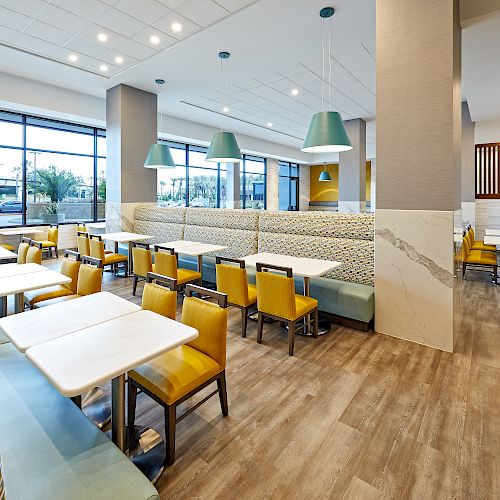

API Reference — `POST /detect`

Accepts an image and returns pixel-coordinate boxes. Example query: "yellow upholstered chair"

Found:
[76,256,103,295]
[26,241,42,265]
[153,245,202,288]
[17,238,30,264]
[132,242,153,295]
[256,263,318,356]
[39,225,58,258]
[128,284,228,466]
[0,243,15,251]
[462,236,497,282]
[466,227,496,253]
[77,223,87,233]
[77,231,90,256]
[216,256,257,338]
[89,234,128,276]
[141,272,178,320]
[25,250,81,309]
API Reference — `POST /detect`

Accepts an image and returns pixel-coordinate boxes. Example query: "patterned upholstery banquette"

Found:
[133,207,374,328]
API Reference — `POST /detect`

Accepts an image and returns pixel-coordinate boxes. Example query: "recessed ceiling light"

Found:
[68,54,78,62]
[100,64,108,72]
[150,35,160,45]
[267,122,273,128]
[291,88,299,96]
[97,33,108,42]
[171,22,182,32]
[114,56,124,64]
[222,106,229,113]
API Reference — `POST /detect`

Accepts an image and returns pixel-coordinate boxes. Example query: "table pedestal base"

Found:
[128,425,166,484]
[297,319,331,336]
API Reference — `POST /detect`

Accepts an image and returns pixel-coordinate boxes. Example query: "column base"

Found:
[338,201,366,213]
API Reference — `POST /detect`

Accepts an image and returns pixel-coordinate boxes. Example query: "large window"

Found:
[278,162,299,211]
[241,155,266,209]
[0,110,105,227]
[157,140,225,208]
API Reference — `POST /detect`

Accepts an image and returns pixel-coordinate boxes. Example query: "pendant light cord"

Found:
[328,15,333,110]
[225,57,229,132]
[219,57,224,132]
[321,18,325,112]
[157,81,162,142]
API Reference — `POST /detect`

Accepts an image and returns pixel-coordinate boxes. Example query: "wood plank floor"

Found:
[42,260,499,499]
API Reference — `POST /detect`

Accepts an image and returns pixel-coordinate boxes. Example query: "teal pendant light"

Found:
[302,8,352,154]
[318,165,332,181]
[206,52,241,163]
[144,79,175,169]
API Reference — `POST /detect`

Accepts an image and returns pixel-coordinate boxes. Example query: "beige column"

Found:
[106,84,158,232]
[225,163,241,209]
[461,101,475,228]
[266,158,279,211]
[298,164,310,211]
[375,0,462,352]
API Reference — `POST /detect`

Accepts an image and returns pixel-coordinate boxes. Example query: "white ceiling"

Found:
[0,0,376,152]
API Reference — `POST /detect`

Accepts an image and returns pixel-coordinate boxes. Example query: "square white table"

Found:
[158,240,228,274]
[484,235,500,246]
[0,269,71,315]
[0,246,17,263]
[0,228,44,245]
[101,232,152,276]
[0,263,47,278]
[485,229,500,236]
[0,291,141,353]
[25,309,198,454]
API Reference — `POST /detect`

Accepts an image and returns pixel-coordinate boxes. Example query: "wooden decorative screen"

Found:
[476,143,500,198]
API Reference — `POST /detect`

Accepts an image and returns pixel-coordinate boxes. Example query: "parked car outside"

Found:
[0,200,22,213]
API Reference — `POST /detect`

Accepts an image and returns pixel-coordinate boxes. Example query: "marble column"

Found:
[225,163,241,209]
[106,84,158,232]
[375,0,462,352]
[266,158,279,211]
[462,101,475,228]
[298,164,310,211]
[339,118,366,213]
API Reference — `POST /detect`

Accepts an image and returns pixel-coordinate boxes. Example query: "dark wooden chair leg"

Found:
[165,405,176,466]
[257,312,264,344]
[288,320,295,356]
[494,265,498,284]
[217,371,229,416]
[313,309,319,338]
[55,248,58,258]
[241,307,248,338]
[127,380,138,436]
[71,395,82,408]
[462,262,466,278]
[132,276,138,296]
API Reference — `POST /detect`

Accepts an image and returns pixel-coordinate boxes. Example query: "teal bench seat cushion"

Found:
[0,344,159,500]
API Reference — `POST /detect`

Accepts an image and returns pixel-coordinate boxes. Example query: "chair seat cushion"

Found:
[465,251,497,266]
[104,253,128,265]
[25,285,74,306]
[40,240,57,248]
[129,345,221,405]
[177,268,202,285]
[0,244,15,251]
[471,241,497,252]
[293,294,318,320]
[247,283,257,306]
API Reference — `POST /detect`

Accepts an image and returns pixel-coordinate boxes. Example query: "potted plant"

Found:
[42,202,66,224]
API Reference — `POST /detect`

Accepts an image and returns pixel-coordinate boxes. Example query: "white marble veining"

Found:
[338,201,366,213]
[375,209,459,352]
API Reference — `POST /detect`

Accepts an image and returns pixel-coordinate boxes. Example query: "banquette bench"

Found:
[133,207,375,330]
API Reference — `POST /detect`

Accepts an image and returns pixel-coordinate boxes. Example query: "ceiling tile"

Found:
[99,7,147,36]
[131,26,176,50]
[78,24,127,49]
[115,0,170,24]
[15,34,59,57]
[175,0,228,27]
[0,25,19,44]
[36,5,90,33]
[113,38,156,59]
[0,0,47,17]
[99,47,139,68]
[157,0,185,8]
[53,48,98,68]
[51,0,112,22]
[65,37,108,59]
[153,11,200,40]
[0,6,32,31]
[25,21,73,45]
[213,0,254,13]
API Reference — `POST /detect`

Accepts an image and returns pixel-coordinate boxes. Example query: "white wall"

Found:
[475,118,500,143]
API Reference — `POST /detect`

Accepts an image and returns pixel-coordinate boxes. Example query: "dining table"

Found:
[0,246,17,264]
[0,227,44,245]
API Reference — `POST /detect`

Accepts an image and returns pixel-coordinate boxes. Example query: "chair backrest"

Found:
[61,250,81,293]
[215,256,249,307]
[26,244,42,264]
[132,242,152,277]
[17,241,30,264]
[255,263,296,319]
[89,234,105,260]
[48,226,58,244]
[77,223,87,233]
[77,231,90,256]
[142,273,178,320]
[153,245,178,279]
[463,236,471,259]
[77,256,103,296]
[182,284,228,369]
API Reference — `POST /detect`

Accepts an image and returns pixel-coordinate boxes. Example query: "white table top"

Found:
[0,291,141,352]
[26,309,198,397]
[0,269,71,297]
[0,247,17,260]
[0,228,44,236]
[484,235,500,246]
[86,222,106,229]
[485,229,500,236]
[242,252,342,278]
[0,263,47,278]
[158,240,228,256]
[101,232,151,243]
